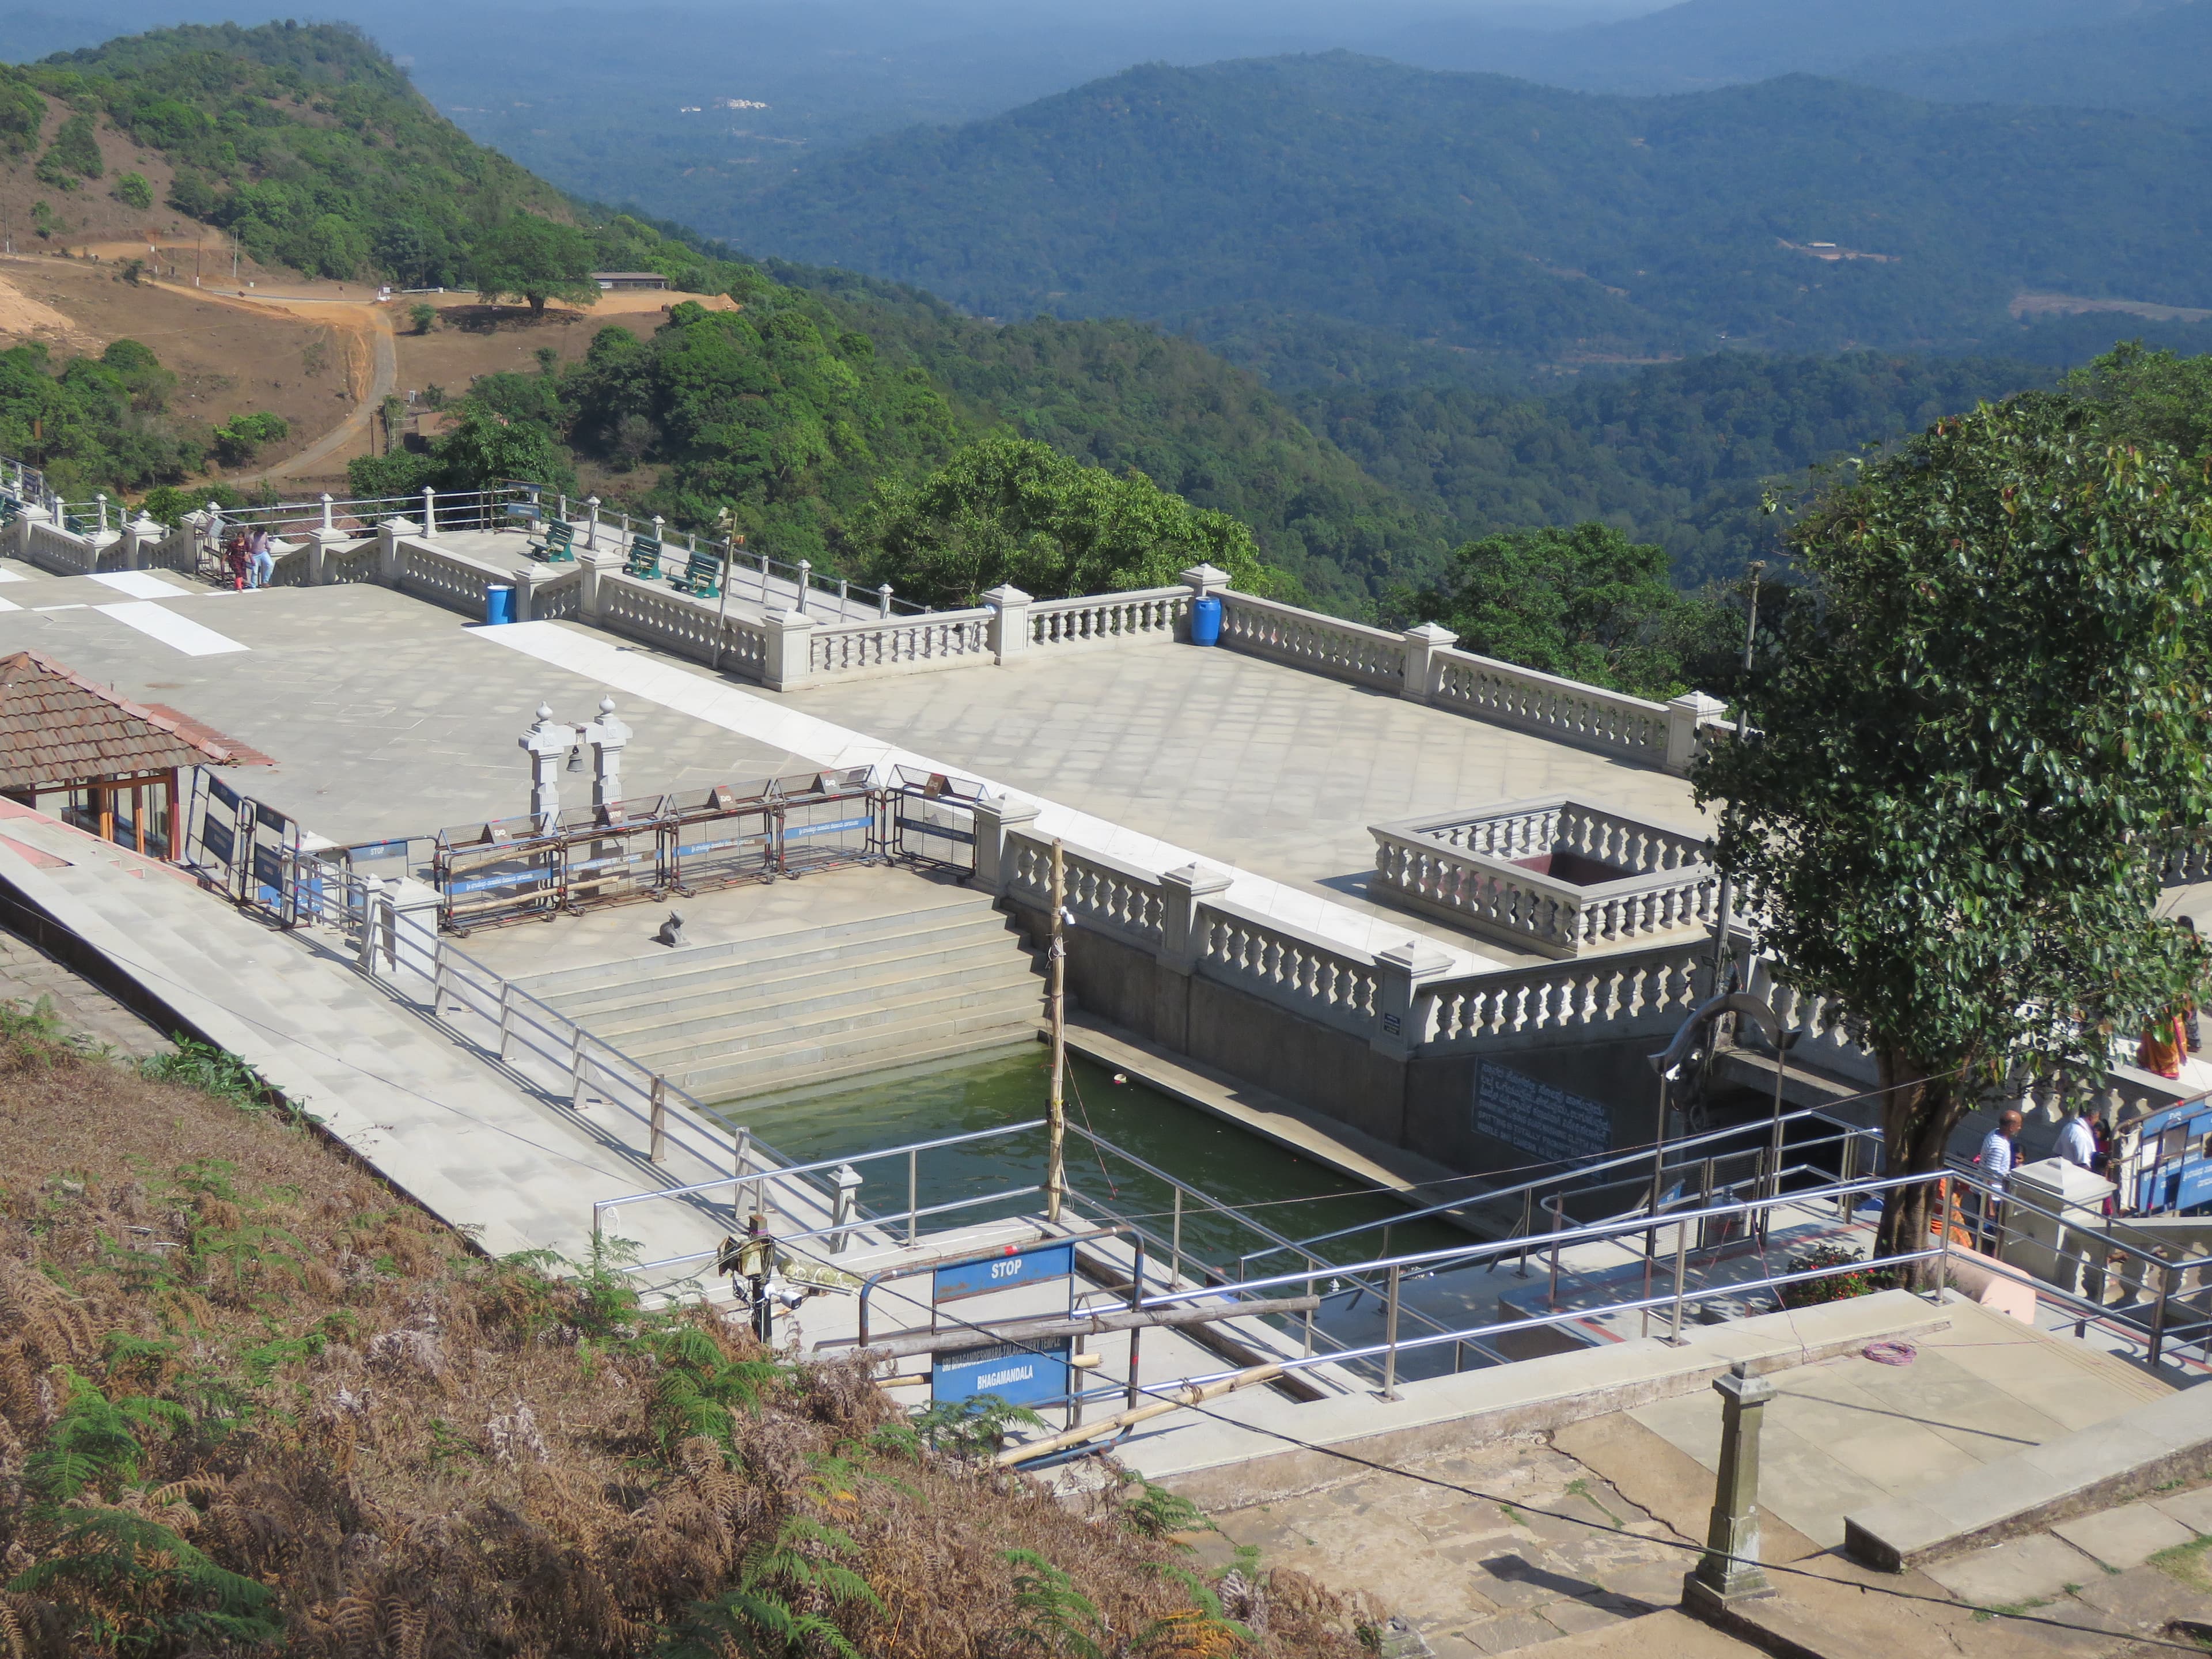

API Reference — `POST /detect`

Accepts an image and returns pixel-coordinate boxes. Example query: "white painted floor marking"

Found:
[476,622,1497,972]
[0,594,17,612]
[0,568,25,584]
[88,571,192,599]
[94,601,249,657]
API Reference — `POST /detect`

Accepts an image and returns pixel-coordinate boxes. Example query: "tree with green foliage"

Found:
[2066,340,2212,456]
[1695,395,2212,1271]
[1409,522,1731,700]
[858,434,1276,607]
[408,302,437,335]
[347,405,575,499]
[0,339,202,498]
[211,412,288,467]
[112,170,153,209]
[470,213,600,317]
[34,111,103,191]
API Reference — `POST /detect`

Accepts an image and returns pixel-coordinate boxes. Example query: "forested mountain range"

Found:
[0,20,2160,615]
[728,54,2212,368]
[1845,0,2212,118]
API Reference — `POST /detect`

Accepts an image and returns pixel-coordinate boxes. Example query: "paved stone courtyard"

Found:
[0,559,1702,964]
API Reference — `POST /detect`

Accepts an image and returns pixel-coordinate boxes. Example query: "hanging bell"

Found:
[566,743,585,774]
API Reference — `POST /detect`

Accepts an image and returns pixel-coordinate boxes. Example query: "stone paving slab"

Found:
[2050,1501,2196,1570]
[0,575,812,848]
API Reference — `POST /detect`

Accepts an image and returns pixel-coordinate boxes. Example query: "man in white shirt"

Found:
[2056,1108,2099,1170]
[1976,1108,2023,1250]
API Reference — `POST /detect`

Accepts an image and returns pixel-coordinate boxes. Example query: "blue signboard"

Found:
[932,1337,1072,1406]
[202,816,234,865]
[934,1241,1075,1304]
[783,815,875,842]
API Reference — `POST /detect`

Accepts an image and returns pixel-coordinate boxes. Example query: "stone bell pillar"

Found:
[581,695,631,810]
[518,703,569,824]
[1683,1361,1778,1611]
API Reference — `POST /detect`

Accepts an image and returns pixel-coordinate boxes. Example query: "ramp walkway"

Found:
[0,800,751,1277]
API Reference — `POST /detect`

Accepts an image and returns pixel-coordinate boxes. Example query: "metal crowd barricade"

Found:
[772,768,881,878]
[665,783,779,893]
[885,765,985,876]
[435,813,566,932]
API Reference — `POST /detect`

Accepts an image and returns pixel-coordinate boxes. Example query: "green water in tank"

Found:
[707,1046,1469,1274]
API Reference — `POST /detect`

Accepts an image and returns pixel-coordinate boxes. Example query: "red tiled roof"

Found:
[0,650,243,791]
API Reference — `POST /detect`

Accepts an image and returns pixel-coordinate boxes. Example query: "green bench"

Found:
[624,535,663,579]
[669,547,722,598]
[527,518,575,563]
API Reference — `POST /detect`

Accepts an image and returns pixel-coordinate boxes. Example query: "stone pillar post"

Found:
[973,795,1041,897]
[514,560,558,622]
[421,486,439,538]
[321,492,335,535]
[982,584,1033,664]
[121,513,165,571]
[2009,1156,2116,1296]
[828,1164,863,1255]
[584,495,601,551]
[1684,1361,1778,1608]
[877,583,894,619]
[1371,938,1452,1059]
[577,544,621,623]
[795,559,813,615]
[95,492,110,535]
[305,526,348,586]
[1400,622,1458,703]
[582,696,631,810]
[376,517,418,587]
[1666,691,1729,776]
[518,703,569,824]
[1179,562,1232,599]
[762,609,817,692]
[1158,863,1233,975]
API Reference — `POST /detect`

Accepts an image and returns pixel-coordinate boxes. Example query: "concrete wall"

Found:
[1011,897,1672,1176]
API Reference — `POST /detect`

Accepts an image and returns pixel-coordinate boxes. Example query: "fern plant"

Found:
[645,1324,789,1457]
[7,1506,284,1653]
[658,1516,883,1658]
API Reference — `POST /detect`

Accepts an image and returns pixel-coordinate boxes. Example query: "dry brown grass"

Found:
[0,1006,1375,1658]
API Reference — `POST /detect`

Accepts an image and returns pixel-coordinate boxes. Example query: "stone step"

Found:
[626,974,1046,1071]
[526,908,1015,1013]
[554,926,1029,1029]
[682,1007,1046,1102]
[589,953,1044,1049]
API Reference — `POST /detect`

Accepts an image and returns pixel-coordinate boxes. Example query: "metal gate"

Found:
[188,769,302,924]
[773,768,881,877]
[886,766,983,877]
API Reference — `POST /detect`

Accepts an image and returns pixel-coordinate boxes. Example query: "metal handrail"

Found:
[1251,1102,1873,1266]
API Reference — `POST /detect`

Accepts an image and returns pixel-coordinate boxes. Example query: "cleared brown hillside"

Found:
[0,1000,1372,1657]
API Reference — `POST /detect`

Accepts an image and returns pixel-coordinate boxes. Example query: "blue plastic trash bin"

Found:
[1190,594,1222,646]
[484,584,516,626]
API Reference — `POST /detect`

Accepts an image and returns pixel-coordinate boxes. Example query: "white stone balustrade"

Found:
[1370,794,1716,959]
[596,571,770,679]
[1029,587,1190,650]
[1418,939,1710,1052]
[1214,590,1406,691]
[1006,834,1166,949]
[809,608,993,680]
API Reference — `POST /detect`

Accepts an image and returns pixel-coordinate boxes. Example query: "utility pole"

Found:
[1046,838,1067,1222]
[1741,559,1764,673]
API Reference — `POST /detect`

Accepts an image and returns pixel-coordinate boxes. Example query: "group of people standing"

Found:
[201,509,279,590]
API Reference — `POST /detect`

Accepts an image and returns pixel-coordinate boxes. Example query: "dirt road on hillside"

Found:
[184,289,397,486]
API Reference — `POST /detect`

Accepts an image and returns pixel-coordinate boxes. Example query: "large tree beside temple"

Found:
[1695,393,2212,1268]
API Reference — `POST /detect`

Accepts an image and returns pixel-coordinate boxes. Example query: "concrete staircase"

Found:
[511,890,1045,1103]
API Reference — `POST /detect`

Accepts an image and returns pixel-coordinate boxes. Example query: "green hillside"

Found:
[28,22,567,285]
[727,53,2212,365]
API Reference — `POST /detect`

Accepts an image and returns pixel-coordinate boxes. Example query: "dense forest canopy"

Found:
[727,54,2212,366]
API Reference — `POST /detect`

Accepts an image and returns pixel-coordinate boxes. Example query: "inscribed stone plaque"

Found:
[1473,1060,1612,1163]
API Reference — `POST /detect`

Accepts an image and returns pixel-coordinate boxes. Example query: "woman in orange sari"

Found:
[2139,1009,2190,1079]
